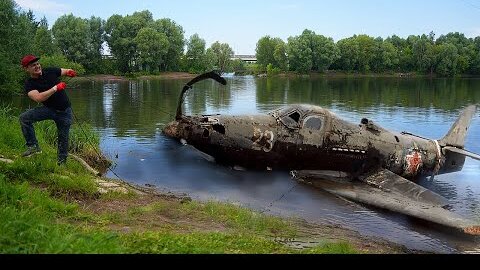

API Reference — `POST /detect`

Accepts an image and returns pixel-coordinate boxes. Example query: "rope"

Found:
[260,181,299,214]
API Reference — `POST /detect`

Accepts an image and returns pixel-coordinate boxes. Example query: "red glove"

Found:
[66,70,77,77]
[56,82,67,92]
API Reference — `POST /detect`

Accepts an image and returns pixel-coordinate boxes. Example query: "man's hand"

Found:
[66,69,77,77]
[55,82,67,92]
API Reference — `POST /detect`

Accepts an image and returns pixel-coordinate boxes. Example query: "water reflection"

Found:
[2,76,480,253]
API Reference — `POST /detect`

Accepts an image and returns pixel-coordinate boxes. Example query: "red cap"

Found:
[21,54,40,68]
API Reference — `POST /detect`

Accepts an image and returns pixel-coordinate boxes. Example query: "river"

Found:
[3,75,480,253]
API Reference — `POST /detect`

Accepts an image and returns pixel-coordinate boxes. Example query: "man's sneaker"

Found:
[21,145,42,157]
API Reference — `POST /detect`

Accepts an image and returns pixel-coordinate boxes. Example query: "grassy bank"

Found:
[0,106,370,254]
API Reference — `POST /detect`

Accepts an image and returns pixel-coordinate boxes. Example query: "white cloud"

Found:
[15,0,70,15]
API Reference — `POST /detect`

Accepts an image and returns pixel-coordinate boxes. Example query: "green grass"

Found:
[180,200,296,237]
[0,174,124,254]
[122,231,292,254]
[0,106,359,254]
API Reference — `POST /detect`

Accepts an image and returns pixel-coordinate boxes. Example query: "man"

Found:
[19,54,77,165]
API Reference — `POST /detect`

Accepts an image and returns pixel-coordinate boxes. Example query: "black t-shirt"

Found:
[24,67,71,111]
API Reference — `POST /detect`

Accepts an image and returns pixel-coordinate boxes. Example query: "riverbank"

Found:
[0,106,409,254]
[76,71,480,83]
[0,164,407,254]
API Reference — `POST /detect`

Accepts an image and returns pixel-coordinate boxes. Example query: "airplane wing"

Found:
[358,169,449,207]
[292,169,480,235]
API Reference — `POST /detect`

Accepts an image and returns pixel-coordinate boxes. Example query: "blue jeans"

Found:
[20,106,72,162]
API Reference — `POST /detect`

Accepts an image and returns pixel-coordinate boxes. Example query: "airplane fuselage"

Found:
[164,105,465,179]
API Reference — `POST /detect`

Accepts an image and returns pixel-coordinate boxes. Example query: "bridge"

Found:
[231,55,257,63]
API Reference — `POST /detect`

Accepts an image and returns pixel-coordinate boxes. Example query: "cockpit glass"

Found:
[303,116,323,130]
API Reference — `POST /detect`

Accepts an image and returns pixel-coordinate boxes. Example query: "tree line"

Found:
[1,0,480,96]
[257,30,480,77]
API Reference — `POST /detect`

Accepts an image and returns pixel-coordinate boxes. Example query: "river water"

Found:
[4,75,480,253]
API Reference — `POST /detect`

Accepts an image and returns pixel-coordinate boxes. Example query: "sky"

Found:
[14,0,480,55]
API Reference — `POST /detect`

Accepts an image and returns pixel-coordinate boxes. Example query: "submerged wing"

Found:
[359,169,450,207]
[293,169,480,235]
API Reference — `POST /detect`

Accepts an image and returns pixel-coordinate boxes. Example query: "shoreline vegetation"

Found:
[66,71,480,86]
[0,106,409,254]
[76,71,480,83]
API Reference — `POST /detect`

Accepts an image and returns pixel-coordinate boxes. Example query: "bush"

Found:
[99,58,117,75]
[266,63,281,76]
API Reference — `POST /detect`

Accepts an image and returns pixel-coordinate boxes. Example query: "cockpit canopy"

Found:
[269,104,328,130]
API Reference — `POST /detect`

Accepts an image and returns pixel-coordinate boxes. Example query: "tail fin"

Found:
[438,105,477,148]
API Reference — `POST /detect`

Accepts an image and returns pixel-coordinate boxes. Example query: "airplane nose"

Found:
[163,121,179,138]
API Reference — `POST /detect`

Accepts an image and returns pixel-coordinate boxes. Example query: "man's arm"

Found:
[27,83,66,103]
[27,88,57,103]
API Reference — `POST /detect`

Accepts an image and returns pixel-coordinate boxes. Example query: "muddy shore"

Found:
[88,175,414,254]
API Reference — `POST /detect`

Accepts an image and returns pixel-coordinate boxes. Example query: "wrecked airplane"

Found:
[163,71,480,235]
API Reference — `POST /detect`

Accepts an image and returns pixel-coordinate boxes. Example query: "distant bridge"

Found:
[231,55,257,63]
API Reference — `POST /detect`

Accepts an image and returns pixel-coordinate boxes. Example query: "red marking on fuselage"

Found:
[405,150,423,176]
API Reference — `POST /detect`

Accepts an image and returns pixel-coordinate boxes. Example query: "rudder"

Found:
[438,105,477,148]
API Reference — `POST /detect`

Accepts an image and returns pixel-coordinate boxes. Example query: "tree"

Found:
[386,35,414,72]
[309,32,338,72]
[471,37,480,75]
[380,41,400,72]
[436,32,473,74]
[204,49,217,72]
[334,37,359,71]
[412,34,435,74]
[256,36,287,71]
[287,29,338,73]
[355,34,375,72]
[256,36,276,70]
[435,43,459,77]
[287,35,312,73]
[134,27,169,72]
[153,18,185,71]
[85,16,105,73]
[52,14,89,67]
[0,0,38,94]
[185,34,207,73]
[208,41,234,73]
[370,38,399,72]
[273,42,288,71]
[104,11,154,73]
[33,17,58,57]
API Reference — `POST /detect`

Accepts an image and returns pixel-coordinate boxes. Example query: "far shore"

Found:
[77,71,480,82]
